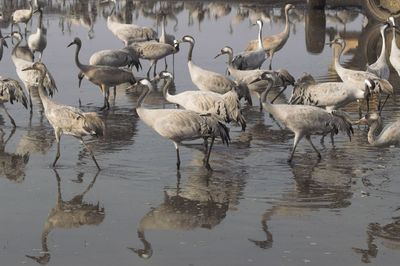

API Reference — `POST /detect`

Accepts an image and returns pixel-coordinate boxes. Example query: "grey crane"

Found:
[366,22,390,80]
[245,4,295,69]
[181,35,252,105]
[0,77,28,127]
[290,74,377,114]
[11,31,57,114]
[389,17,400,78]
[231,19,266,70]
[159,71,246,130]
[27,7,47,61]
[87,46,141,98]
[11,0,34,35]
[215,45,294,110]
[89,46,141,71]
[253,74,353,162]
[136,78,230,170]
[22,62,105,170]
[130,39,180,78]
[68,37,136,110]
[329,36,393,109]
[355,112,400,147]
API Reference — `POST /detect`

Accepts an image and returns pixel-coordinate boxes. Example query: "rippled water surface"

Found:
[1,0,400,265]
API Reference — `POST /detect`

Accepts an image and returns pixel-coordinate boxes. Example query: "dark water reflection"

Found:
[1,0,400,265]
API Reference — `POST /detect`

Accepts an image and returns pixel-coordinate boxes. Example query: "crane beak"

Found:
[214,52,222,59]
[249,77,262,85]
[353,117,367,125]
[21,66,35,71]
[67,41,75,48]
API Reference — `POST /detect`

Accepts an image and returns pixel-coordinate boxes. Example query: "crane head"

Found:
[21,62,47,74]
[181,35,195,44]
[67,37,82,48]
[214,46,233,59]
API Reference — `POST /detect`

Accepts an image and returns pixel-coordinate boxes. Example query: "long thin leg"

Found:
[268,52,274,70]
[288,134,301,162]
[1,104,16,127]
[52,128,62,168]
[80,138,101,170]
[174,142,180,170]
[305,135,321,159]
[153,59,158,77]
[147,60,155,78]
[203,136,215,170]
[28,87,33,114]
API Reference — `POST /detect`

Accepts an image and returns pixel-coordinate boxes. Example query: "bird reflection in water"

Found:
[26,169,104,265]
[0,128,29,182]
[129,165,246,259]
[354,212,400,263]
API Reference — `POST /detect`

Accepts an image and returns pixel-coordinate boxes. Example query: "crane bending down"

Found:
[253,74,353,162]
[0,77,28,127]
[159,71,246,131]
[136,78,230,170]
[22,62,105,170]
[355,112,400,147]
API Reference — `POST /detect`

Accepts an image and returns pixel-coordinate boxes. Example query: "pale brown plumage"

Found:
[22,62,105,170]
[245,4,295,69]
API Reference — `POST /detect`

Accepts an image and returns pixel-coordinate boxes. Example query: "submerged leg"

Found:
[306,135,321,159]
[174,142,180,170]
[80,138,101,170]
[203,137,215,171]
[288,134,301,162]
[1,104,16,127]
[52,128,62,167]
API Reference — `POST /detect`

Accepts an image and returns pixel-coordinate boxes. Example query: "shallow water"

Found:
[1,0,400,265]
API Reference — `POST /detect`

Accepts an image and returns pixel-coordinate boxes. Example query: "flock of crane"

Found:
[1,1,400,172]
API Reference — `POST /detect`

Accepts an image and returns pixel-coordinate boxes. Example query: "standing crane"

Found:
[22,62,105,170]
[253,73,353,162]
[231,19,266,70]
[135,78,230,170]
[68,37,136,110]
[159,71,246,130]
[245,4,295,69]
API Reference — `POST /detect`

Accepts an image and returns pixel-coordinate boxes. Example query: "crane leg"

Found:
[80,138,101,170]
[52,129,62,168]
[203,136,215,171]
[174,142,180,170]
[306,135,321,159]
[288,134,301,162]
[153,60,158,77]
[268,53,274,70]
[203,137,208,151]
[1,104,16,127]
[259,97,263,112]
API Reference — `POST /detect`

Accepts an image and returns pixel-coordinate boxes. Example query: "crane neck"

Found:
[392,25,397,48]
[162,78,174,99]
[378,27,387,60]
[187,41,194,62]
[137,85,151,108]
[257,22,264,50]
[284,7,291,35]
[73,42,84,70]
[36,70,50,109]
[11,36,22,56]
[37,9,43,29]
[367,118,382,145]
[333,42,345,71]
[260,82,274,111]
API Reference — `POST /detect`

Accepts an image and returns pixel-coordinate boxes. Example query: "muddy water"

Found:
[1,1,400,265]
